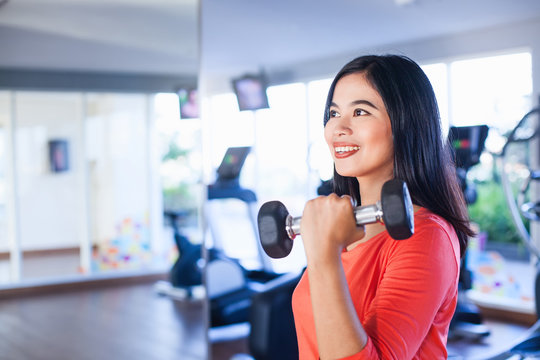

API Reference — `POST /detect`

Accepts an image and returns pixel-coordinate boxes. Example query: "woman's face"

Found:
[324,72,394,182]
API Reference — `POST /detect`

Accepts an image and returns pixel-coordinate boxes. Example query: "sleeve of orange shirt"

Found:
[342,221,460,360]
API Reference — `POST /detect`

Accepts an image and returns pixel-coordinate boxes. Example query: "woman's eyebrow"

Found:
[330,99,378,110]
[350,99,378,110]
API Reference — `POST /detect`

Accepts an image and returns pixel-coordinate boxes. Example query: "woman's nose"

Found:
[333,119,352,136]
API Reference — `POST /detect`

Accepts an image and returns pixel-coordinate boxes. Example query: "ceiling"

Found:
[201,0,540,77]
[1,0,540,79]
[0,0,199,75]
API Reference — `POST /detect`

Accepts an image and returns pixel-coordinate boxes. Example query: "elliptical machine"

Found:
[479,107,540,359]
[458,107,540,360]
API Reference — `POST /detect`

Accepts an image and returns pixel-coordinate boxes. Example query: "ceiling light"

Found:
[395,0,416,6]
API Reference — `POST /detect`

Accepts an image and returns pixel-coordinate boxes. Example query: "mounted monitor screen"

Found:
[177,88,199,119]
[449,125,489,171]
[232,74,269,111]
[216,146,251,181]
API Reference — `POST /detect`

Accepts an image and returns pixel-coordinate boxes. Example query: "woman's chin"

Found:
[335,168,361,178]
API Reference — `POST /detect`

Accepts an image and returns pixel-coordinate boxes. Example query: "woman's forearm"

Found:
[308,257,368,359]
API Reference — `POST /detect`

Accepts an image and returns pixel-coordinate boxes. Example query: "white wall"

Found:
[280,16,540,104]
[0,25,193,75]
[14,92,86,251]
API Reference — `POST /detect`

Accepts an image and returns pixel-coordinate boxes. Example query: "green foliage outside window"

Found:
[160,136,200,227]
[467,179,528,244]
[466,137,531,246]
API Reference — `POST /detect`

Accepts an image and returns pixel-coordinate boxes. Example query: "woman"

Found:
[292,55,474,359]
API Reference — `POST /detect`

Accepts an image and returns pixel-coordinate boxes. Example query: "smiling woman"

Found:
[292,54,473,359]
[198,1,540,359]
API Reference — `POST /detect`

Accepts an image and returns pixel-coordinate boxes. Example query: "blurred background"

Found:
[2,0,540,359]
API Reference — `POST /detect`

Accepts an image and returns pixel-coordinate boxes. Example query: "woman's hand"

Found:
[300,194,366,265]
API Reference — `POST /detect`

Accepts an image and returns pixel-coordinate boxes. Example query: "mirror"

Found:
[200,1,540,359]
[0,1,205,358]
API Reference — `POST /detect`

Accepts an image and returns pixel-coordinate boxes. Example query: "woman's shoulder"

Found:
[400,207,461,266]
[413,207,457,238]
[345,208,459,262]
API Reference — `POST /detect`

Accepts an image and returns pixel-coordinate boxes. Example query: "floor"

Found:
[447,318,532,359]
[1,247,539,360]
[0,251,81,283]
[0,277,536,360]
[210,319,535,360]
[0,282,207,360]
[211,324,250,360]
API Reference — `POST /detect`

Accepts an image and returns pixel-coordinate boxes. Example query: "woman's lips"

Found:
[334,145,359,159]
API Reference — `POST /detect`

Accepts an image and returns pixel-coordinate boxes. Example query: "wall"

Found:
[275,16,540,103]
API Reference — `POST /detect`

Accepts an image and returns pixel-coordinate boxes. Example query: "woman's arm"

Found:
[301,194,368,359]
[308,256,367,359]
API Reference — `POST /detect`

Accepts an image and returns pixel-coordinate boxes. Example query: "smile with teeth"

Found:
[335,146,359,154]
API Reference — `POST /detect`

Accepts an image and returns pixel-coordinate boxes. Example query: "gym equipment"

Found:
[154,210,205,300]
[247,271,302,360]
[257,178,414,259]
[447,125,491,340]
[156,210,244,301]
[205,146,281,328]
[165,210,204,289]
[159,146,282,328]
[228,271,303,360]
[450,125,490,205]
[207,146,272,270]
[478,107,540,360]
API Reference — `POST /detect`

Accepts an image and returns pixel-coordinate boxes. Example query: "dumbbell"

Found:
[257,179,414,259]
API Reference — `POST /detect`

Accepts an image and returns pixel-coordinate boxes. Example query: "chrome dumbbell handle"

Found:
[285,202,383,240]
[354,202,383,225]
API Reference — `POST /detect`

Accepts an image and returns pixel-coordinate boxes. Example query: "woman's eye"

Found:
[354,109,369,116]
[329,110,340,118]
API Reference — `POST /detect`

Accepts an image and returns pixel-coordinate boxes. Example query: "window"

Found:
[204,51,534,278]
[307,79,334,183]
[450,52,532,134]
[421,63,449,134]
[438,51,533,311]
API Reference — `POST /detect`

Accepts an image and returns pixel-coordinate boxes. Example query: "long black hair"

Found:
[324,54,473,257]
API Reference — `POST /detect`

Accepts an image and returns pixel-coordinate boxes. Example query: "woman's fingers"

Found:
[301,194,365,262]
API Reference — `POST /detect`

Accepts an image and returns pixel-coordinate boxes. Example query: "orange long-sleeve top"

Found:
[292,207,460,359]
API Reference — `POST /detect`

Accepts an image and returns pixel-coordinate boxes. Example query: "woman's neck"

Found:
[347,174,416,251]
[357,175,390,206]
[345,177,389,251]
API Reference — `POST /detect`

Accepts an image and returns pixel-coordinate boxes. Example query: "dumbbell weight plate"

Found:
[257,201,294,258]
[381,179,414,240]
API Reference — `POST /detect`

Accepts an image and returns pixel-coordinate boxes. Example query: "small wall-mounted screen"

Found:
[178,88,199,119]
[232,74,269,111]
